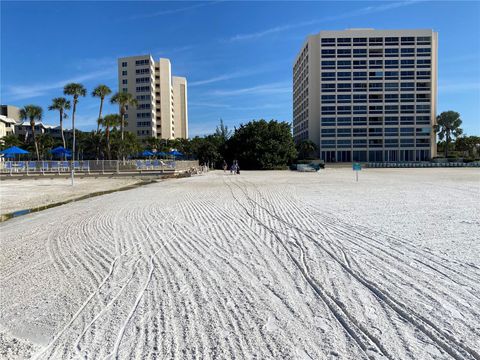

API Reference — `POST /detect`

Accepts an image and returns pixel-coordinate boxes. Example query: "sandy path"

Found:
[0,169,479,359]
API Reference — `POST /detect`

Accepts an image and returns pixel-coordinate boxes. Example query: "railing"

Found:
[0,160,200,175]
[367,161,480,168]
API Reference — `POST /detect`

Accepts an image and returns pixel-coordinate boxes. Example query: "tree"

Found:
[111,130,141,159]
[99,114,121,159]
[64,83,87,161]
[92,85,112,133]
[434,111,463,158]
[110,92,137,145]
[48,97,71,148]
[296,140,318,160]
[455,135,480,158]
[36,133,57,159]
[19,104,43,160]
[215,118,232,142]
[1,134,22,149]
[226,119,297,169]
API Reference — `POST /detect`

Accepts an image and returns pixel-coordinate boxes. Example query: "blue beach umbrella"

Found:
[168,150,183,157]
[141,150,154,157]
[0,146,29,155]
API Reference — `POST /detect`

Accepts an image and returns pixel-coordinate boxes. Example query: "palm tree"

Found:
[92,85,112,133]
[434,111,463,158]
[63,83,86,162]
[48,97,71,148]
[296,140,318,159]
[19,105,43,160]
[110,92,137,160]
[99,114,121,159]
[110,92,138,140]
[1,134,22,149]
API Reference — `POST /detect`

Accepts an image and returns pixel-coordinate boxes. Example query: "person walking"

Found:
[236,164,240,175]
[223,160,227,173]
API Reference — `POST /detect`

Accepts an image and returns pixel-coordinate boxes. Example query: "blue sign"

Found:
[352,163,362,171]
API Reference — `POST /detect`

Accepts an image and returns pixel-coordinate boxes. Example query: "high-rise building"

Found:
[293,29,437,162]
[117,55,188,139]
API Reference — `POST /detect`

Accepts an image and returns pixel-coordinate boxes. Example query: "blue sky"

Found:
[1,1,479,136]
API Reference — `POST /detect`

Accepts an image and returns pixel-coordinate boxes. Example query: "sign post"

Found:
[352,162,361,182]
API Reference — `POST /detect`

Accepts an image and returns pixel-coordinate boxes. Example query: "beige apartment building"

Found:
[117,55,188,139]
[1,105,21,122]
[293,29,438,162]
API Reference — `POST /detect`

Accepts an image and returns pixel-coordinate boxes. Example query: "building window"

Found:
[385,37,399,45]
[337,38,351,46]
[385,116,399,125]
[417,71,431,80]
[401,37,415,45]
[353,72,367,80]
[385,128,398,137]
[417,59,431,68]
[337,128,351,137]
[337,49,351,58]
[321,38,335,46]
[122,61,127,67]
[321,129,336,137]
[321,49,335,58]
[400,59,415,68]
[353,128,367,137]
[385,60,399,69]
[122,79,127,84]
[122,70,127,76]
[353,60,367,69]
[353,37,367,46]
[321,61,335,69]
[353,49,367,58]
[385,48,399,57]
[337,61,351,69]
[135,59,150,66]
[321,117,336,126]
[401,48,415,57]
[337,117,352,126]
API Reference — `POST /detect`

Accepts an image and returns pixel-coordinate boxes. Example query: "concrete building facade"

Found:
[1,105,21,122]
[293,29,438,162]
[0,115,17,140]
[117,55,188,140]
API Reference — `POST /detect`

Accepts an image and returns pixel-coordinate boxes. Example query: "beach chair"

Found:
[16,161,26,172]
[153,159,160,169]
[136,160,144,170]
[81,161,90,172]
[4,161,13,174]
[61,161,69,172]
[27,161,36,173]
[51,161,60,173]
[41,161,49,173]
[145,160,152,169]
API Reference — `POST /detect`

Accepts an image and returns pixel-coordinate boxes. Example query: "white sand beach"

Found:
[0,168,479,359]
[0,177,141,215]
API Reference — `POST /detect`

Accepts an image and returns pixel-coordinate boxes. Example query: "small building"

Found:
[14,121,72,140]
[1,105,21,122]
[0,115,17,141]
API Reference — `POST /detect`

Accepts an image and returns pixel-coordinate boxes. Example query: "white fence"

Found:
[367,161,480,168]
[0,160,199,175]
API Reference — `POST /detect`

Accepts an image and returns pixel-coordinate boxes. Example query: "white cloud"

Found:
[226,1,421,42]
[209,82,291,97]
[129,2,218,20]
[4,69,116,101]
